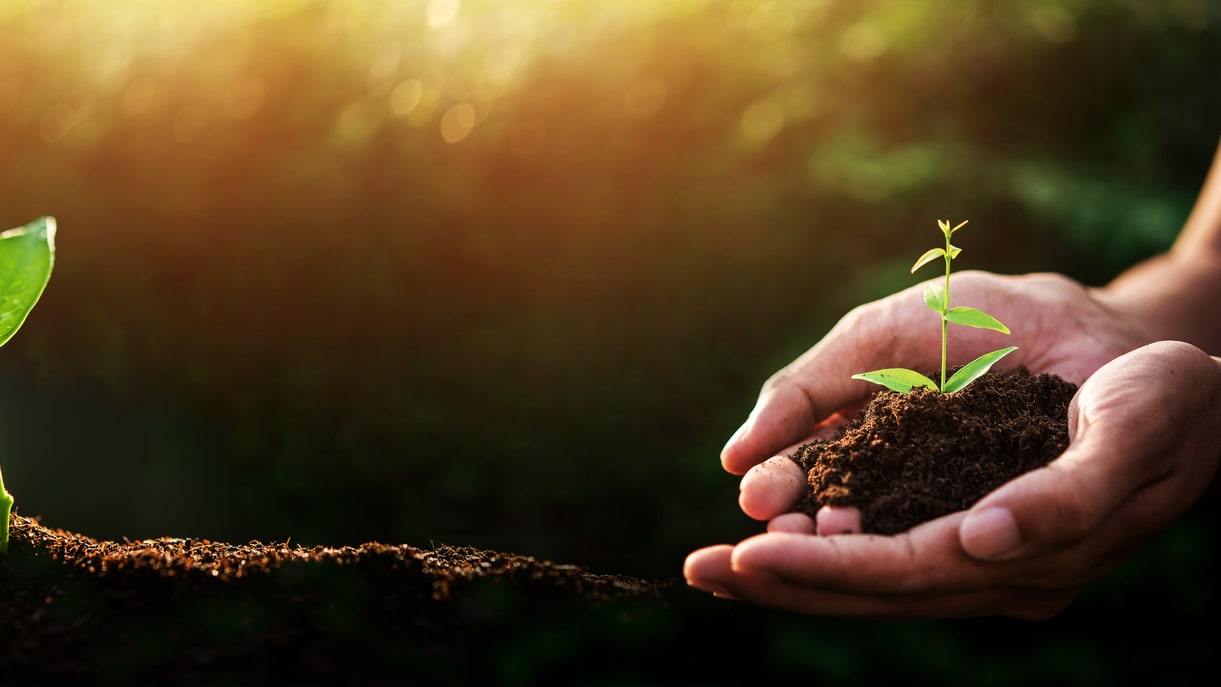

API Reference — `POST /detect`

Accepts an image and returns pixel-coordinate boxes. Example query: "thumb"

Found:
[957,393,1124,562]
[958,341,1217,561]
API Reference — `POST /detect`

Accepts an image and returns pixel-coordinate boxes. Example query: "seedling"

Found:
[852,219,1017,394]
[0,216,57,555]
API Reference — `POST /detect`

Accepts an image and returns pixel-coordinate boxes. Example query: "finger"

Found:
[957,423,1150,562]
[738,457,807,521]
[684,545,752,599]
[700,565,1074,620]
[734,411,856,520]
[768,512,816,534]
[721,387,867,475]
[720,385,821,476]
[720,314,889,475]
[961,341,1220,561]
[729,513,997,597]
[687,526,1077,619]
[815,506,862,536]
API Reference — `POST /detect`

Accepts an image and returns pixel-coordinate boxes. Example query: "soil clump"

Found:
[792,368,1078,534]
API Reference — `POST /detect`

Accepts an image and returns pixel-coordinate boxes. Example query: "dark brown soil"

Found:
[0,513,674,685]
[791,368,1078,534]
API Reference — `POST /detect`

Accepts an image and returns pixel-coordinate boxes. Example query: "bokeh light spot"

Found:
[440,102,476,143]
[745,1,796,35]
[1028,6,1078,44]
[740,100,785,144]
[391,78,424,117]
[426,0,460,30]
[839,22,888,61]
[335,101,381,145]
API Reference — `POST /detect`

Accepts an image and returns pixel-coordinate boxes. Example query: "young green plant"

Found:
[852,219,1017,394]
[0,216,57,555]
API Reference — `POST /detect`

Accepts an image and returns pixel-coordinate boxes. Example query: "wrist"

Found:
[1094,250,1221,353]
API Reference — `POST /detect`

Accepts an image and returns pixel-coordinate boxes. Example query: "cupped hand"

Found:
[686,341,1221,619]
[721,271,1149,478]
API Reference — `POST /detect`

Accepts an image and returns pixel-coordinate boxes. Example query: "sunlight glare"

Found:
[426,0,461,30]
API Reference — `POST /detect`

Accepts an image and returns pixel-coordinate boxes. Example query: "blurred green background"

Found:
[0,0,1218,683]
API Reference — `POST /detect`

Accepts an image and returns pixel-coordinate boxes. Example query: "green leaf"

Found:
[942,346,1019,393]
[937,219,951,235]
[852,369,938,394]
[945,306,1010,334]
[0,216,56,348]
[923,282,945,313]
[910,248,946,274]
[947,243,961,259]
[949,219,968,235]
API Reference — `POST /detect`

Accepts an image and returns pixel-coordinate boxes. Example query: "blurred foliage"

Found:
[0,0,1218,681]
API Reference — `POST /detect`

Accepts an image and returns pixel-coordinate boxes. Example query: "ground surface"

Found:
[4,370,1218,687]
[1,514,672,685]
[793,368,1077,534]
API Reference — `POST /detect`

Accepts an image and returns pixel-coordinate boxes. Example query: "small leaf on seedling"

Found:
[910,248,946,274]
[923,282,945,313]
[852,369,938,394]
[949,219,969,235]
[945,306,1010,334]
[941,346,1019,394]
[937,219,951,235]
[948,244,961,259]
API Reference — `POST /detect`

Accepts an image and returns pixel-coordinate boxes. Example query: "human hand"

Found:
[721,271,1149,480]
[685,341,1221,618]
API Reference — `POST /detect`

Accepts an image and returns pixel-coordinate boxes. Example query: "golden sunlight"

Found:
[2,0,731,150]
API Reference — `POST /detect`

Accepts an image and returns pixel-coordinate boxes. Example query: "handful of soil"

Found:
[790,368,1078,534]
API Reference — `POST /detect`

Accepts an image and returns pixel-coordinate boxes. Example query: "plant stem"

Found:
[1,464,11,554]
[940,230,952,391]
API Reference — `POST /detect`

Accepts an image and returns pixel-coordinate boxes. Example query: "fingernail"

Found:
[960,507,1021,560]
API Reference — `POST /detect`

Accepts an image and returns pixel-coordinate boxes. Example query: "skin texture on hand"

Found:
[685,341,1221,619]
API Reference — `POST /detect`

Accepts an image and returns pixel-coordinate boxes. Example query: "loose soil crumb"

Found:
[791,368,1077,534]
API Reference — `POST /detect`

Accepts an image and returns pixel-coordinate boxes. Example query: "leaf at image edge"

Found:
[942,346,1019,394]
[0,216,56,348]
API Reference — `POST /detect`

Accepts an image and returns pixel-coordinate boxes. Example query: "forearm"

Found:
[1097,249,1221,355]
[1096,139,1221,354]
